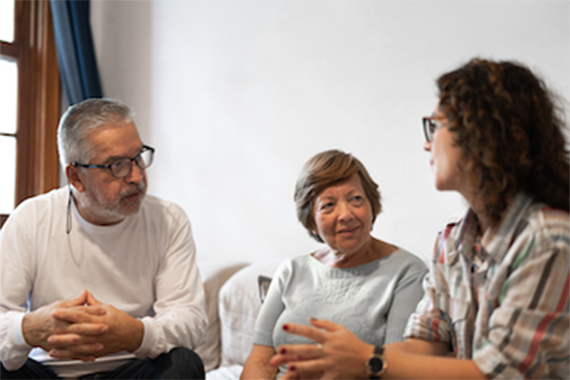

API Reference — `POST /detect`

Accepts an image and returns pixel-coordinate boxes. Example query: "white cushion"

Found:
[218,258,285,367]
[196,261,249,372]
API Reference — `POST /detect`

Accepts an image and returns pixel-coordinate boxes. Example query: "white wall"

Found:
[90,0,570,265]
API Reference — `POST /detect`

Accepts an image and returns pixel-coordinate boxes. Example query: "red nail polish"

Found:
[279,347,286,354]
[289,365,297,371]
[283,324,289,330]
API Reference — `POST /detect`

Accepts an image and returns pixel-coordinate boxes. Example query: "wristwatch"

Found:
[366,345,387,379]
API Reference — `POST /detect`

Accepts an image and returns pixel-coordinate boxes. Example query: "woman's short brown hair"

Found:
[294,150,382,242]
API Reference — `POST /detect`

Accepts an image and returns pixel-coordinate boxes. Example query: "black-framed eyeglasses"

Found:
[422,116,446,143]
[72,145,155,178]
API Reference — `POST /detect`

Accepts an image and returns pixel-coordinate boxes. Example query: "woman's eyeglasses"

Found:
[422,116,446,143]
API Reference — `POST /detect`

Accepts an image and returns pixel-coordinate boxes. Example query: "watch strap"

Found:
[367,345,386,379]
[374,345,384,355]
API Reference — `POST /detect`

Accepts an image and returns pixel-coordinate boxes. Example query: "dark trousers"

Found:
[0,347,205,379]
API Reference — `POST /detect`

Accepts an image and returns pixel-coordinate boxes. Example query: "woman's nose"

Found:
[423,140,432,152]
[337,202,354,221]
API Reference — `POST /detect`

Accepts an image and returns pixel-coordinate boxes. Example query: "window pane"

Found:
[0,0,15,43]
[0,136,16,213]
[0,58,18,134]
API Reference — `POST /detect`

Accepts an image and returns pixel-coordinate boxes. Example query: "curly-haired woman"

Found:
[271,58,570,379]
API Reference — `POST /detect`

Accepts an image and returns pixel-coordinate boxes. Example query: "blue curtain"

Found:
[50,0,103,105]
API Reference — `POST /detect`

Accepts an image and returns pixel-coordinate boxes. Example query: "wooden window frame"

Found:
[0,0,60,228]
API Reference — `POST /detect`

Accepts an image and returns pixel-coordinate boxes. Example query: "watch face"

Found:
[369,357,383,373]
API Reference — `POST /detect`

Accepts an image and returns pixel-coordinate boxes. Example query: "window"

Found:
[0,0,61,228]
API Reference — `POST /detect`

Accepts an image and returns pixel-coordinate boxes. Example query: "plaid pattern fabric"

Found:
[405,193,569,379]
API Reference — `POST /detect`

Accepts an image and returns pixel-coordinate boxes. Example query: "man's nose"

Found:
[125,161,144,183]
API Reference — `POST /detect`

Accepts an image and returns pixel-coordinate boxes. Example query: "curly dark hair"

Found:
[437,58,569,222]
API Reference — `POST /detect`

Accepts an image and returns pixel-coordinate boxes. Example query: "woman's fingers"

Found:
[308,318,341,332]
[270,353,302,367]
[277,344,322,358]
[282,322,324,343]
[287,359,329,376]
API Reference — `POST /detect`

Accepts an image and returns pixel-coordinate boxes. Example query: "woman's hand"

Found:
[241,344,279,380]
[270,318,374,380]
[272,318,486,380]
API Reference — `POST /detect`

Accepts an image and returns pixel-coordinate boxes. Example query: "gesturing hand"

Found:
[48,291,144,360]
[270,318,374,380]
[22,290,108,361]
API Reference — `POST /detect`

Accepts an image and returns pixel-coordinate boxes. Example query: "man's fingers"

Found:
[52,306,105,323]
[59,289,89,308]
[81,305,106,316]
[48,331,105,347]
[49,342,104,359]
[52,322,108,336]
[282,323,324,343]
[86,292,102,306]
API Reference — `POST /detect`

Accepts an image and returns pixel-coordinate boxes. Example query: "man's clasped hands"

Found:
[21,290,144,362]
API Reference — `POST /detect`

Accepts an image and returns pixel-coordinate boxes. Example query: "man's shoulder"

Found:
[3,188,67,235]
[12,187,67,216]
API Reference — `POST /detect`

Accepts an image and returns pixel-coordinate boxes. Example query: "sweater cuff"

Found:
[13,313,32,349]
[133,317,162,359]
[1,313,33,371]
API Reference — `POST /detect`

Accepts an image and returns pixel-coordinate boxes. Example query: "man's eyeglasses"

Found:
[72,145,155,178]
[422,116,446,143]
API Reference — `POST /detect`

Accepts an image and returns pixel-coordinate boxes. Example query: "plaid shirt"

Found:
[405,193,569,379]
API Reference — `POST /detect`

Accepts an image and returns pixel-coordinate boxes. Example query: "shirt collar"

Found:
[443,192,533,267]
[479,192,533,264]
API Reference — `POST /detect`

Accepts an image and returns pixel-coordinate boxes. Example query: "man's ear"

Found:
[66,164,85,193]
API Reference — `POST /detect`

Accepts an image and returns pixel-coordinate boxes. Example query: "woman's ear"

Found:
[66,164,85,193]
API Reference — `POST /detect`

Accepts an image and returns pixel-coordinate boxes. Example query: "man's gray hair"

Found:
[57,98,135,168]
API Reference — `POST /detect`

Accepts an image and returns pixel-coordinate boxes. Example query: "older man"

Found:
[0,98,207,379]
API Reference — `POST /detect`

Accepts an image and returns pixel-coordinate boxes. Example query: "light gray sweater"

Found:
[253,249,428,376]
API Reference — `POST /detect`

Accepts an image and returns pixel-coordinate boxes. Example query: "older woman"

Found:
[271,59,570,379]
[240,150,428,379]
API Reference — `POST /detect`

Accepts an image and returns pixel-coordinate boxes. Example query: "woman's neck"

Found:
[468,194,515,238]
[314,238,397,268]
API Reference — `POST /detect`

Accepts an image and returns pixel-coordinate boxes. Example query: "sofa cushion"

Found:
[196,261,249,372]
[218,258,285,367]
